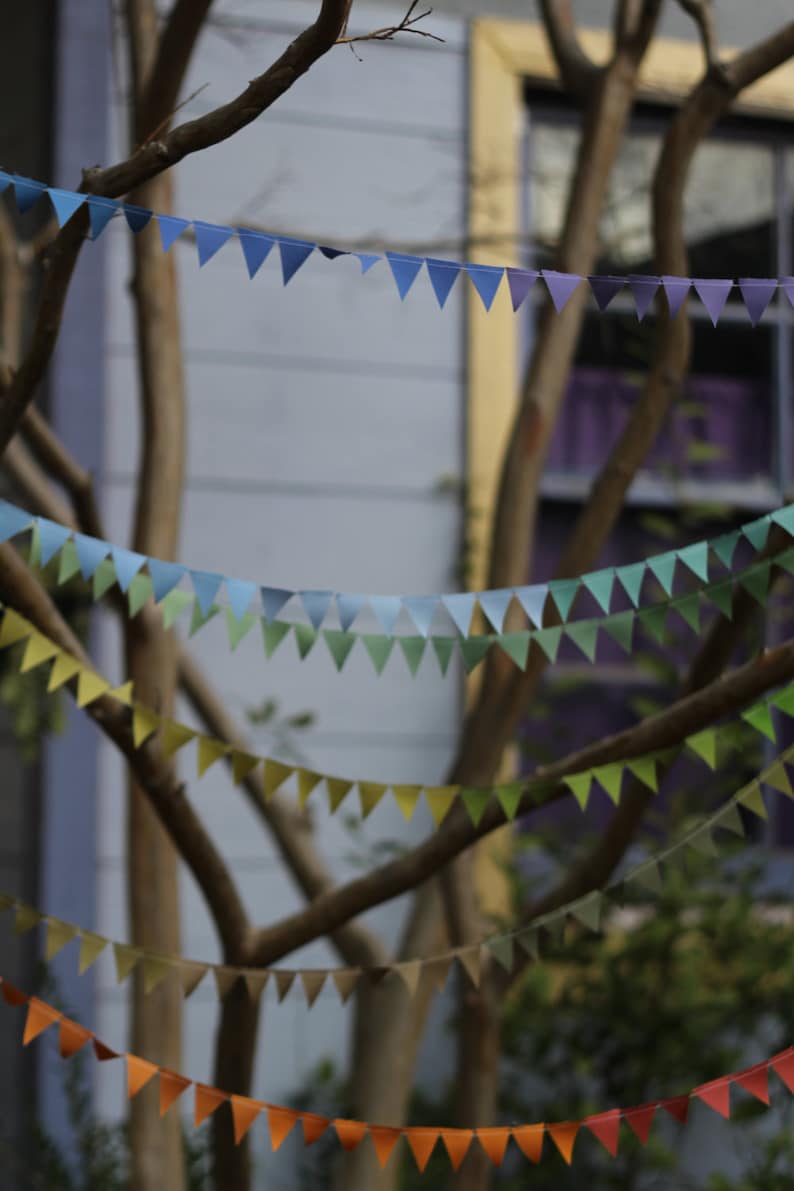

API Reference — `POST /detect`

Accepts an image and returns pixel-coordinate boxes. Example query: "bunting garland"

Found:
[4,499,794,675]
[3,977,793,1168]
[2,602,793,829]
[4,741,789,1003]
[4,170,794,324]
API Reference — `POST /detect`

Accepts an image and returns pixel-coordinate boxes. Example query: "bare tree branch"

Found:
[538,0,600,98]
[135,0,216,143]
[676,0,719,69]
[337,2,444,55]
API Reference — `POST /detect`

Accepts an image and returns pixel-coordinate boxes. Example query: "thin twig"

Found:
[337,2,444,56]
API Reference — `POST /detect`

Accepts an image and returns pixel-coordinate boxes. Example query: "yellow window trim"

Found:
[468,19,794,918]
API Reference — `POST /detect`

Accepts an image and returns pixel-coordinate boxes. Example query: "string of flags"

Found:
[2,740,790,1004]
[4,977,793,1168]
[4,497,793,649]
[3,602,792,827]
[3,170,794,324]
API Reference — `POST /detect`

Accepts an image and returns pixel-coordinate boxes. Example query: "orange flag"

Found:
[127,1054,159,1099]
[405,1128,439,1171]
[23,998,61,1045]
[369,1126,401,1168]
[511,1124,544,1163]
[159,1069,191,1116]
[301,1113,329,1146]
[548,1121,580,1165]
[333,1118,368,1152]
[194,1083,227,1127]
[441,1129,473,1170]
[59,1019,92,1059]
[476,1127,509,1166]
[93,1039,120,1062]
[267,1106,299,1151]
[231,1095,264,1144]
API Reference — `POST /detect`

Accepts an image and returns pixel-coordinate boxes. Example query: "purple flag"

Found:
[661,276,691,317]
[506,268,538,312]
[588,276,624,311]
[693,278,733,326]
[739,278,777,326]
[628,275,660,322]
[542,270,583,313]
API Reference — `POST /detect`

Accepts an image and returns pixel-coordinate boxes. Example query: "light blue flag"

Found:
[402,595,438,639]
[86,196,118,240]
[237,230,274,279]
[441,592,477,636]
[369,595,403,636]
[260,586,292,623]
[48,188,86,228]
[36,519,71,566]
[426,258,462,308]
[466,264,504,311]
[336,593,365,633]
[0,501,33,544]
[226,578,257,622]
[148,559,186,602]
[12,176,46,213]
[514,584,548,629]
[385,252,424,300]
[73,533,109,580]
[191,570,224,616]
[301,590,334,630]
[111,547,147,593]
[158,215,190,252]
[193,221,234,266]
[479,589,512,633]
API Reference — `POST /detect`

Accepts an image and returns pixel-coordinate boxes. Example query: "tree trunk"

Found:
[125,167,187,1191]
[450,968,502,1191]
[211,980,263,1191]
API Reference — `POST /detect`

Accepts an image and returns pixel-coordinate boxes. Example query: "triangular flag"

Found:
[149,559,187,603]
[225,608,256,651]
[362,634,394,675]
[615,562,645,607]
[624,1105,656,1144]
[191,570,223,616]
[594,763,623,803]
[739,783,768,820]
[24,999,60,1044]
[264,760,293,799]
[627,756,658,792]
[0,609,33,648]
[662,275,691,317]
[563,771,592,811]
[686,729,717,768]
[124,204,153,233]
[301,590,334,631]
[742,515,771,551]
[426,258,462,308]
[405,1128,439,1171]
[460,787,491,826]
[127,1055,159,1098]
[394,960,422,996]
[647,551,676,595]
[457,947,481,989]
[14,904,41,934]
[458,635,491,674]
[565,621,598,662]
[0,502,33,546]
[588,275,624,310]
[48,188,86,228]
[262,621,290,659]
[44,919,77,961]
[386,252,424,299]
[467,264,504,311]
[588,1105,623,1152]
[242,970,269,1000]
[300,971,326,1007]
[132,705,160,748]
[392,785,420,822]
[770,1051,794,1092]
[478,589,513,634]
[739,278,777,326]
[711,530,740,569]
[714,803,745,837]
[505,267,538,311]
[783,279,794,309]
[569,892,602,932]
[399,636,426,675]
[12,176,46,213]
[425,786,457,826]
[296,768,323,808]
[677,541,710,582]
[487,935,514,971]
[632,862,663,893]
[75,669,110,708]
[279,238,315,284]
[37,519,71,566]
[93,1039,120,1062]
[78,932,107,973]
[628,275,660,321]
[336,593,364,633]
[442,592,477,635]
[194,1084,227,1127]
[59,1019,92,1059]
[326,778,353,813]
[230,1095,264,1143]
[739,561,771,605]
[193,221,234,267]
[158,215,190,252]
[238,230,274,279]
[161,720,197,758]
[476,1128,509,1167]
[542,270,582,312]
[114,944,141,982]
[771,505,794,537]
[671,593,700,633]
[225,578,257,623]
[331,969,360,1003]
[73,533,108,579]
[496,781,523,821]
[548,1122,579,1164]
[358,782,387,819]
[197,736,229,777]
[741,702,776,743]
[128,573,153,617]
[661,1096,689,1123]
[370,1126,402,1168]
[110,547,146,593]
[432,637,455,675]
[354,252,380,273]
[333,1119,368,1152]
[693,278,733,326]
[368,595,403,636]
[694,1078,731,1117]
[708,580,734,620]
[548,578,579,621]
[511,1124,544,1163]
[581,569,614,614]
[637,604,667,643]
[20,633,60,673]
[301,1113,330,1145]
[92,559,118,600]
[274,971,296,1002]
[602,611,634,654]
[402,596,438,638]
[514,584,548,629]
[735,1064,769,1105]
[179,963,209,998]
[160,1069,191,1115]
[142,955,173,994]
[762,759,793,796]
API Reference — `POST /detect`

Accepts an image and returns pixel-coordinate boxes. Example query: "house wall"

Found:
[94,2,468,1184]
